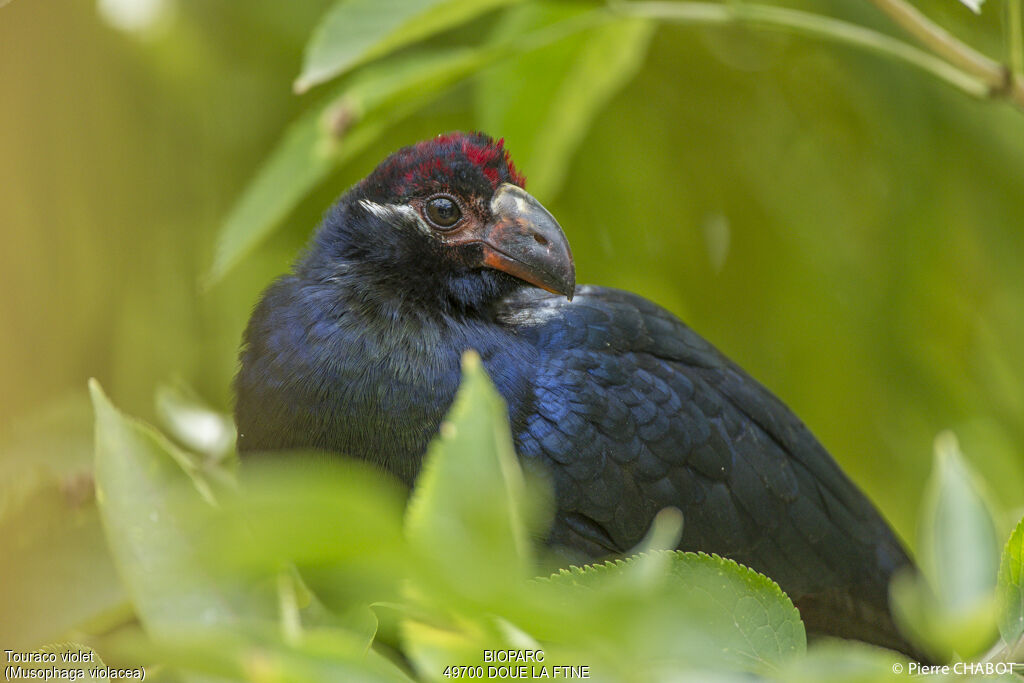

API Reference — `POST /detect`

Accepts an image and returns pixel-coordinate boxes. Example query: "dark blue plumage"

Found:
[235,132,920,658]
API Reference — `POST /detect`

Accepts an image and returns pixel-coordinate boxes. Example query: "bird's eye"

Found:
[424,196,462,229]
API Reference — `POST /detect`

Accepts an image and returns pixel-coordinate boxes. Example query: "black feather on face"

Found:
[298,132,572,314]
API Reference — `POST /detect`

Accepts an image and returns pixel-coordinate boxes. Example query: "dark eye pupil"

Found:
[426,197,460,227]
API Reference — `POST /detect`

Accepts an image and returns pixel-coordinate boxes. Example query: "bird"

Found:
[235,131,921,659]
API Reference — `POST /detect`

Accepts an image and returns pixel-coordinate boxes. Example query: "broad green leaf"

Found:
[539,551,805,675]
[664,552,805,669]
[294,0,517,93]
[891,431,1001,660]
[404,351,541,604]
[477,4,654,199]
[90,379,270,638]
[998,515,1024,650]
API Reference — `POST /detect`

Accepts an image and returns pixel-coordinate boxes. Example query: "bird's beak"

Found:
[471,183,575,300]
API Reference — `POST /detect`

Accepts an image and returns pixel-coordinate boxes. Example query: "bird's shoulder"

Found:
[496,285,721,368]
[495,286,857,501]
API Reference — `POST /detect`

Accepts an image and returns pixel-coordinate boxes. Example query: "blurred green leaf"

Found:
[633,506,685,554]
[0,395,127,648]
[477,3,654,199]
[0,394,94,490]
[0,470,127,649]
[890,570,997,663]
[295,0,518,93]
[891,431,1001,660]
[400,617,505,680]
[997,515,1024,651]
[206,97,337,287]
[956,0,985,15]
[154,628,415,683]
[920,432,1001,610]
[156,381,235,462]
[772,640,903,683]
[405,351,542,604]
[540,551,805,675]
[90,379,270,638]
[199,457,409,609]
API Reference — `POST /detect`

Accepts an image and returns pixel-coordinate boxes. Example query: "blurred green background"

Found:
[2,0,1023,651]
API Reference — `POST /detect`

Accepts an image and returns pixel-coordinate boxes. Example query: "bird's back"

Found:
[497,285,917,656]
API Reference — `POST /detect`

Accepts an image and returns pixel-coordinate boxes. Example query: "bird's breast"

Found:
[307,318,464,482]
[237,280,538,484]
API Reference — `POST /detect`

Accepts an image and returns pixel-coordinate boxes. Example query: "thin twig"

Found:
[866,0,1024,107]
[613,1,988,97]
[613,0,1024,110]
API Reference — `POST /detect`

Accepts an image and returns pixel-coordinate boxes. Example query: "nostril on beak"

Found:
[533,233,549,247]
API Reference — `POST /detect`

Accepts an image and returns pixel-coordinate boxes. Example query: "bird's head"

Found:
[306,132,575,312]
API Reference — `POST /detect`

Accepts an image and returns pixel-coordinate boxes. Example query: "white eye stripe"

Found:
[358,199,431,234]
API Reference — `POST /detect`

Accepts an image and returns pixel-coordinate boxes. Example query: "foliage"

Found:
[207,0,1024,287]
[4,0,1024,680]
[64,358,1023,681]
[890,432,1001,661]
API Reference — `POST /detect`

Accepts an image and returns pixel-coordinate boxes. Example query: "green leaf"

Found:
[773,640,903,683]
[205,100,336,287]
[90,379,270,638]
[154,628,416,683]
[400,617,503,679]
[0,396,127,648]
[404,351,542,604]
[891,431,1001,660]
[0,472,128,649]
[890,570,997,663]
[920,432,1001,610]
[476,4,654,199]
[199,457,410,610]
[295,0,518,93]
[540,551,805,675]
[998,515,1024,650]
